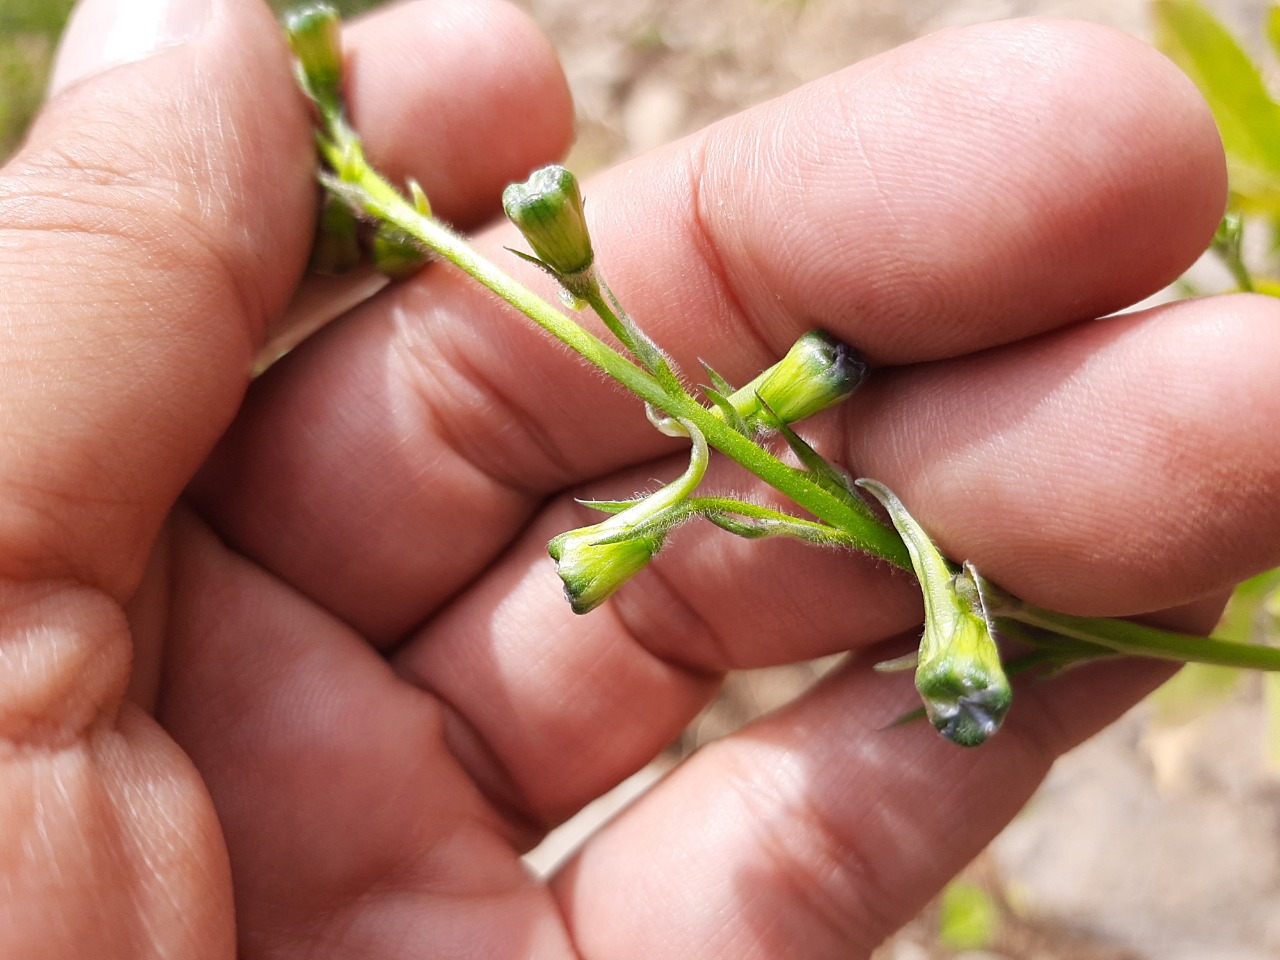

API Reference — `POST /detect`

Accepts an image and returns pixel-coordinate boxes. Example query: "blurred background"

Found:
[3,0,1279,957]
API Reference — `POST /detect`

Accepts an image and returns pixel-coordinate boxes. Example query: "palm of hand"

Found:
[6,1,1276,959]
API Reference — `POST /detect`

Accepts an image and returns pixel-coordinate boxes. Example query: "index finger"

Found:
[190,18,1225,642]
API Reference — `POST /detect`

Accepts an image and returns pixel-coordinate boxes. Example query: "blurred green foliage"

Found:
[1151,0,1280,759]
[1154,0,1280,215]
[0,0,387,161]
[0,0,74,158]
[937,879,1000,951]
[1154,0,1280,294]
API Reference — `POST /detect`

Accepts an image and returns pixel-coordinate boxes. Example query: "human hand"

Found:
[6,0,1275,956]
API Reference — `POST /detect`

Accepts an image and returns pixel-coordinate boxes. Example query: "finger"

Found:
[551,652,1175,959]
[342,0,573,229]
[4,0,573,601]
[0,0,571,954]
[1,0,316,953]
[845,292,1280,616]
[4,0,313,598]
[191,18,1225,641]
[159,510,582,959]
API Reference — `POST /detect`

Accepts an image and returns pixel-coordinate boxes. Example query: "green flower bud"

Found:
[285,3,344,111]
[502,165,595,277]
[1213,211,1243,251]
[729,331,867,427]
[548,422,708,614]
[309,193,360,275]
[371,222,429,280]
[548,525,664,615]
[856,479,1012,747]
[913,571,1012,748]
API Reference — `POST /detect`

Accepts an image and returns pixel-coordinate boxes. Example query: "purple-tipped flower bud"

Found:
[548,525,664,615]
[857,479,1012,747]
[502,165,595,277]
[727,331,868,428]
[548,423,708,615]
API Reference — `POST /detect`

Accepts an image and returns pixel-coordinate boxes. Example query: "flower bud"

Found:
[502,165,595,277]
[730,331,867,427]
[371,222,429,280]
[285,3,344,111]
[1213,211,1243,251]
[548,423,708,614]
[856,479,1012,747]
[913,575,1012,748]
[548,526,664,615]
[309,193,360,275]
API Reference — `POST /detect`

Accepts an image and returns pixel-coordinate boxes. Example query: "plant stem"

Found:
[1220,247,1255,293]
[984,580,1280,671]
[320,124,1280,672]
[1004,607,1280,670]
[328,147,912,569]
[581,282,685,397]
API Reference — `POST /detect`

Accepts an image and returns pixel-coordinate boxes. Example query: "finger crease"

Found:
[683,137,780,365]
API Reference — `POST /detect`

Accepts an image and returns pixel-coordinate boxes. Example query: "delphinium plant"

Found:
[283,2,1280,748]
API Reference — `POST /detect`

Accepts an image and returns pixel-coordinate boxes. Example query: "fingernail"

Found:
[49,0,213,97]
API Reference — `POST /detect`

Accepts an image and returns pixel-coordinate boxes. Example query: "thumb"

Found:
[0,0,315,955]
[2,0,314,600]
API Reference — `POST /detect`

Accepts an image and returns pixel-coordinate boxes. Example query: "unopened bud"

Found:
[371,223,429,280]
[502,165,595,277]
[548,423,707,614]
[548,526,664,615]
[856,479,1012,747]
[730,331,867,427]
[285,3,344,111]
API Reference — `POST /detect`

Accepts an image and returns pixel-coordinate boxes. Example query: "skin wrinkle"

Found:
[0,175,182,240]
[684,135,780,367]
[393,304,583,497]
[719,744,897,957]
[610,541,736,673]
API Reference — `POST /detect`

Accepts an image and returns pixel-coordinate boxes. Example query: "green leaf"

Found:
[701,512,773,539]
[0,0,74,33]
[1153,0,1280,212]
[1266,4,1280,63]
[574,497,646,515]
[700,361,736,396]
[1215,566,1280,645]
[771,412,871,515]
[690,496,856,546]
[702,387,752,436]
